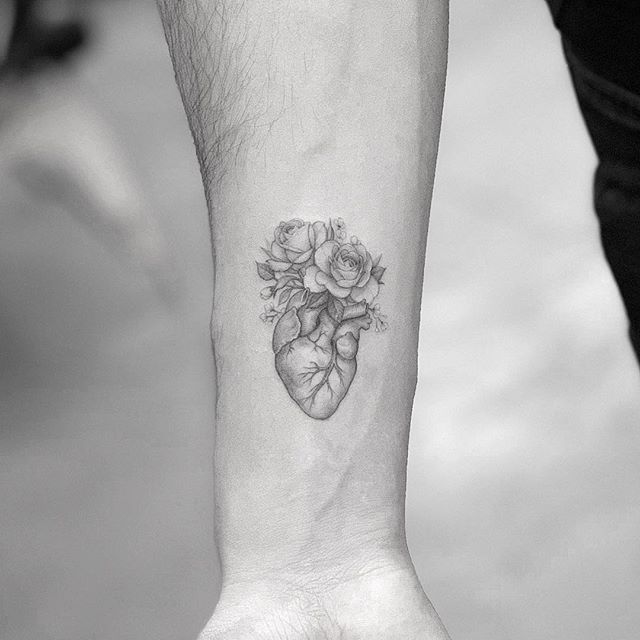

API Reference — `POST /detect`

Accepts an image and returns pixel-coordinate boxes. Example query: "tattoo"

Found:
[257,218,388,420]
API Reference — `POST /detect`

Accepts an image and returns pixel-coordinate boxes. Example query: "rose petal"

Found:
[311,221,328,248]
[271,241,288,260]
[324,278,352,299]
[303,265,327,293]
[351,276,379,303]
[336,245,356,259]
[356,253,373,286]
[314,240,339,273]
[293,248,313,264]
[275,219,303,244]
[335,278,358,288]
[287,224,312,252]
[332,266,360,285]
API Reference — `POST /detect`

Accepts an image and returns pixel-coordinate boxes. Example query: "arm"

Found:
[156,1,450,638]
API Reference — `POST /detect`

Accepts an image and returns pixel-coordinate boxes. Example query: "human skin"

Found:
[156,1,450,637]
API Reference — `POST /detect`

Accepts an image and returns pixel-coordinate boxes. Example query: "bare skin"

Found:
[204,563,449,639]
[156,1,450,637]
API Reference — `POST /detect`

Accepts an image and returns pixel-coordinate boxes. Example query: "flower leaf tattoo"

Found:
[257,218,388,420]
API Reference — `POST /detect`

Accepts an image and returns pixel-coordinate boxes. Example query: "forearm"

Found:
[158,0,447,593]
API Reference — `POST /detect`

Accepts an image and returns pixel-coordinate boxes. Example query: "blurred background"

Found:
[1,1,639,639]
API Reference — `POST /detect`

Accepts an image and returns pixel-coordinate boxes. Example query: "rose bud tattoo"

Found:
[257,218,388,420]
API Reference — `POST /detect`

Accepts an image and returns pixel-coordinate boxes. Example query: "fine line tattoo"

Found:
[257,218,388,420]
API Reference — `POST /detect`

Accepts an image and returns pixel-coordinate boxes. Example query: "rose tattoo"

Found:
[257,218,388,420]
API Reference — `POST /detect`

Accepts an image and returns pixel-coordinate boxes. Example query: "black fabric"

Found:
[546,0,567,21]
[552,0,640,94]
[563,42,640,363]
[544,0,640,362]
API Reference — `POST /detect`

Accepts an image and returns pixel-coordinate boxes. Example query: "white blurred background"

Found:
[1,1,639,639]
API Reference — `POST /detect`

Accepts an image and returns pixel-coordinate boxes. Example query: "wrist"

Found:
[214,400,414,584]
[217,492,411,588]
[203,555,445,640]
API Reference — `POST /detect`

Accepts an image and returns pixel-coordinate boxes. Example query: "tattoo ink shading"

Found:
[257,218,388,420]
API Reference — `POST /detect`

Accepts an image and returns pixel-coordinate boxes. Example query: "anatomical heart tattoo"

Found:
[257,218,388,420]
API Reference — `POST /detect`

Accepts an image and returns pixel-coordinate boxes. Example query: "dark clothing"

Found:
[546,0,566,19]
[546,1,640,361]
[552,1,640,95]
